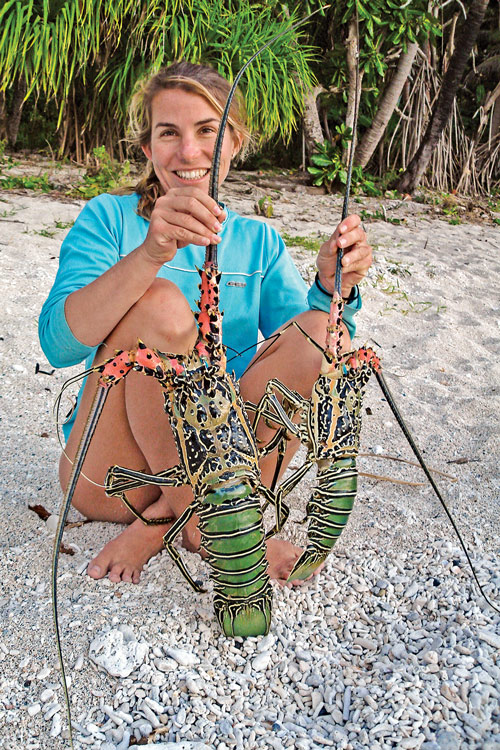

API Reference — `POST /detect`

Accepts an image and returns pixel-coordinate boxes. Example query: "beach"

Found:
[0,165,499,749]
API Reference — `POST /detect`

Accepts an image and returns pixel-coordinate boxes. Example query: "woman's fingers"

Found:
[342,239,372,270]
[158,208,222,246]
[338,225,365,253]
[141,188,227,265]
[316,214,372,296]
[160,191,226,228]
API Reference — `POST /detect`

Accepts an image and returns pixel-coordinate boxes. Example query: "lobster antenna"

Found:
[375,370,500,615]
[334,3,360,297]
[206,5,330,266]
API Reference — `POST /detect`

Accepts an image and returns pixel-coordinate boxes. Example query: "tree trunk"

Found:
[0,91,6,142]
[396,0,490,194]
[344,18,363,162]
[6,75,27,147]
[355,42,418,169]
[302,85,325,159]
[491,97,500,146]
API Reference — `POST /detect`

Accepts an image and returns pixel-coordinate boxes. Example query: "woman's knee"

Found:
[111,278,197,352]
[295,309,352,353]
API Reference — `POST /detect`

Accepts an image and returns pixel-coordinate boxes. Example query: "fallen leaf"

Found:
[28,503,51,521]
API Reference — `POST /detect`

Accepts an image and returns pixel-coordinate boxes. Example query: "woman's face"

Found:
[142,88,241,194]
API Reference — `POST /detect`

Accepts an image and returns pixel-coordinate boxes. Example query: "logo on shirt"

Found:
[226,281,247,288]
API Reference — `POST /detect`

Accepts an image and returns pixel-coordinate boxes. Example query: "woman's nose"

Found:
[178,136,202,162]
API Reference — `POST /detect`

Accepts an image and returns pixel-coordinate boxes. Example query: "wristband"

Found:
[314,273,358,304]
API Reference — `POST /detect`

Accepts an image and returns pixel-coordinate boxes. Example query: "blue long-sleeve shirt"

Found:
[39,193,361,437]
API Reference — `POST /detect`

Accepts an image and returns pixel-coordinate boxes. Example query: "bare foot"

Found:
[87,516,172,584]
[265,538,324,587]
[87,512,323,587]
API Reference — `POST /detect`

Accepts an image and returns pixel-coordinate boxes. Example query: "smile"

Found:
[174,169,210,180]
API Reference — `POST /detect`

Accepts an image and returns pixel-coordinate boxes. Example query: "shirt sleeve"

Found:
[258,224,362,341]
[38,194,124,368]
[307,281,362,340]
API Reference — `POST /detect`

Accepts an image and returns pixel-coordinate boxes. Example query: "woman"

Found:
[39,61,372,586]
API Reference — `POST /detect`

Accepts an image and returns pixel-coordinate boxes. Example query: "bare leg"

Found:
[60,279,198,582]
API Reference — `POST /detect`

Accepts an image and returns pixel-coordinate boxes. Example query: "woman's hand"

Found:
[316,214,372,299]
[138,187,227,268]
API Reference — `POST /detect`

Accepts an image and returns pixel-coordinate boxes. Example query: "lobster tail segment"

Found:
[201,492,273,637]
[215,581,273,637]
[288,457,358,581]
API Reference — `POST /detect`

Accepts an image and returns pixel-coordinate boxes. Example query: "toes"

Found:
[132,569,141,584]
[120,567,141,584]
[108,564,126,583]
[87,562,104,580]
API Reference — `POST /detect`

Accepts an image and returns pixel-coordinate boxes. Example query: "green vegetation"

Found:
[281,233,327,254]
[0,1,497,196]
[368,255,443,316]
[307,139,382,197]
[0,0,315,160]
[360,208,404,225]
[0,172,54,192]
[32,227,57,238]
[254,195,274,218]
[73,146,132,199]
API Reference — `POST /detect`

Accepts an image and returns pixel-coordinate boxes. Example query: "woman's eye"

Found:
[160,129,176,137]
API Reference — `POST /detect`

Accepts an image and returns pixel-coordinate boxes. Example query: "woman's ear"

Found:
[141,143,152,161]
[232,133,244,159]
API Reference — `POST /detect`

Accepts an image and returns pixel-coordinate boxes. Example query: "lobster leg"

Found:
[105,463,188,495]
[259,483,291,538]
[249,383,303,440]
[161,501,206,593]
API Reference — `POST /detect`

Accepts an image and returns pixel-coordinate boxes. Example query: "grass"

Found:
[368,255,442,317]
[33,227,57,238]
[0,206,19,218]
[281,233,328,253]
[360,208,404,225]
[30,220,75,237]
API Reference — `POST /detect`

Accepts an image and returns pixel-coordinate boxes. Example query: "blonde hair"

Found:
[127,61,252,218]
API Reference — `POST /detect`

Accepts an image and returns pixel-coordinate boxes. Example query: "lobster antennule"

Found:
[194,262,225,366]
[323,296,345,368]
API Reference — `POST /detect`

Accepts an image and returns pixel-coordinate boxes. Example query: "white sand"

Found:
[0,167,499,749]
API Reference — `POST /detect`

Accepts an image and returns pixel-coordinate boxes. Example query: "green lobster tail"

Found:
[287,550,329,582]
[214,581,273,637]
[287,457,357,582]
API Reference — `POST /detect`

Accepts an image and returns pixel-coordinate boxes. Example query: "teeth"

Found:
[175,169,209,180]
